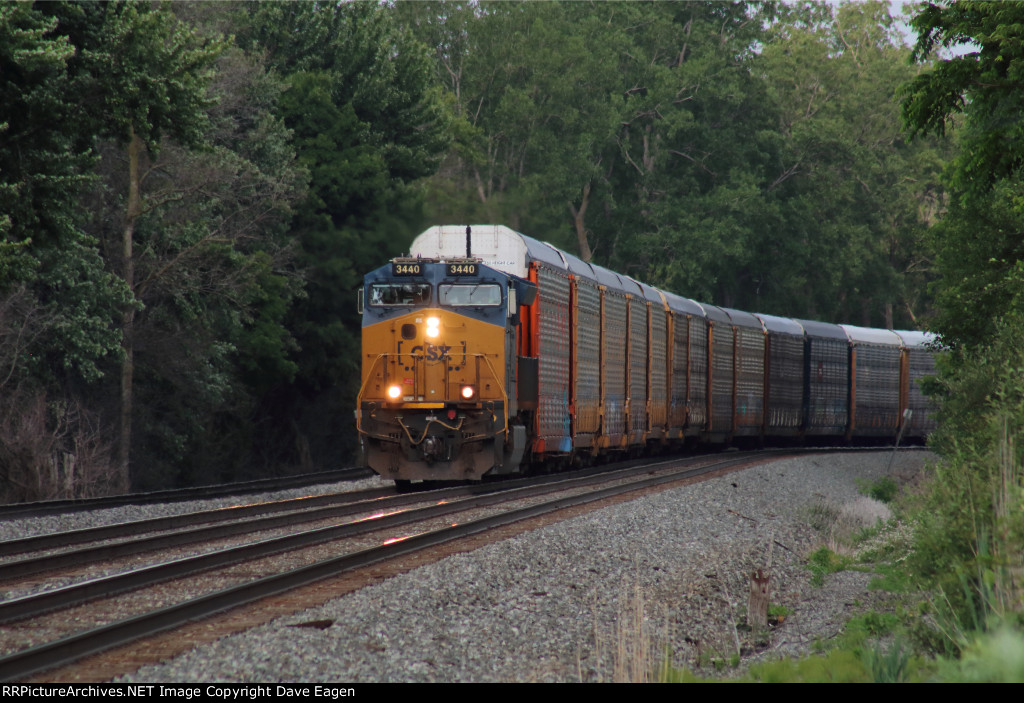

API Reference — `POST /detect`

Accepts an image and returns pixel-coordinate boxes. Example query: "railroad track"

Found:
[0,449,792,682]
[0,467,373,520]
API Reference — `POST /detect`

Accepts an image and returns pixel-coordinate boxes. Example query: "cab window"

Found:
[439,283,502,306]
[369,283,431,306]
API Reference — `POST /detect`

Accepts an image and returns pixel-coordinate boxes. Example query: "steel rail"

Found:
[0,450,748,624]
[0,486,396,560]
[0,451,767,682]
[0,467,373,519]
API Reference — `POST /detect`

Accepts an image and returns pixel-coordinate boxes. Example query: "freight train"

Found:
[356,225,936,484]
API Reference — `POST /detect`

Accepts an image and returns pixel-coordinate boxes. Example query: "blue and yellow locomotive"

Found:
[359,224,937,485]
[356,228,536,481]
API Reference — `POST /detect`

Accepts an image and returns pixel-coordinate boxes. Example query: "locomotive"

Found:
[356,224,936,483]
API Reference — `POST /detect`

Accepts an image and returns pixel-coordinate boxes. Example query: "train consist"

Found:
[356,224,936,483]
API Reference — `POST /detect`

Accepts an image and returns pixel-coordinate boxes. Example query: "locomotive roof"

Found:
[411,225,564,279]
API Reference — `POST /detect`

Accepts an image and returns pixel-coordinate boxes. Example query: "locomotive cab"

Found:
[357,256,535,481]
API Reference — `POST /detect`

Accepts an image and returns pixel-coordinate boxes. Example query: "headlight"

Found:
[387,385,402,399]
[460,385,475,400]
[425,316,441,338]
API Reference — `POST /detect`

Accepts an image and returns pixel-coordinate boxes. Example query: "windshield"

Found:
[439,283,502,307]
[369,283,431,306]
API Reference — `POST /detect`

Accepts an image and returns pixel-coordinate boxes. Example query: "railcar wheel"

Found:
[394,479,412,493]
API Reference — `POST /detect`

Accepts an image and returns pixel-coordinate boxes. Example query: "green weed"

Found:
[807,546,851,587]
[862,641,911,683]
[857,476,900,503]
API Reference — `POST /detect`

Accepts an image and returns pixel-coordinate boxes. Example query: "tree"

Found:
[236,2,451,468]
[0,3,132,499]
[899,0,1024,635]
[902,0,1024,348]
[744,0,942,326]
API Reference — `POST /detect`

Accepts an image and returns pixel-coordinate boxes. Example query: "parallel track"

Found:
[0,467,373,519]
[0,449,785,682]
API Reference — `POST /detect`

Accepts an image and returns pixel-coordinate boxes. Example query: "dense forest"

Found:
[0,0,947,500]
[2,0,1023,675]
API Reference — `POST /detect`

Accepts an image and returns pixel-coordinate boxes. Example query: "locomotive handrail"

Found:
[356,351,508,438]
[396,416,465,446]
[355,354,388,436]
[476,352,509,438]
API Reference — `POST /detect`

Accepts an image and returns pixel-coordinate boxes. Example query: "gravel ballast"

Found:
[109,449,932,683]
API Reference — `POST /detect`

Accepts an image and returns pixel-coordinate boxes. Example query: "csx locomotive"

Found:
[356,225,936,483]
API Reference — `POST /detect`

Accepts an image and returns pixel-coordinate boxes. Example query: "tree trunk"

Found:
[118,127,143,486]
[569,181,593,262]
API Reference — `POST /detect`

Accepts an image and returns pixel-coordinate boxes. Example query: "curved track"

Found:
[0,449,797,682]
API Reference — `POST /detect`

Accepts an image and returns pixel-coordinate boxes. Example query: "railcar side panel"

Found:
[706,306,735,439]
[725,308,765,436]
[668,313,690,434]
[687,315,709,433]
[849,343,902,436]
[627,296,649,444]
[536,265,572,453]
[649,301,669,439]
[602,289,628,447]
[799,320,849,435]
[841,325,903,438]
[573,277,602,445]
[756,311,805,435]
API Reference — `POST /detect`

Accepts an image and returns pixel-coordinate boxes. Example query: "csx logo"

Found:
[411,344,451,361]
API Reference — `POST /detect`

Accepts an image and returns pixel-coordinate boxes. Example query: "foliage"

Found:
[857,476,900,504]
[232,1,451,470]
[894,0,1024,657]
[1,0,956,495]
[935,627,1024,682]
[400,0,943,326]
[807,546,853,587]
[861,641,911,683]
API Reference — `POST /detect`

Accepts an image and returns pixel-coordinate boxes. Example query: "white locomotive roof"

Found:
[839,324,902,347]
[411,225,567,278]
